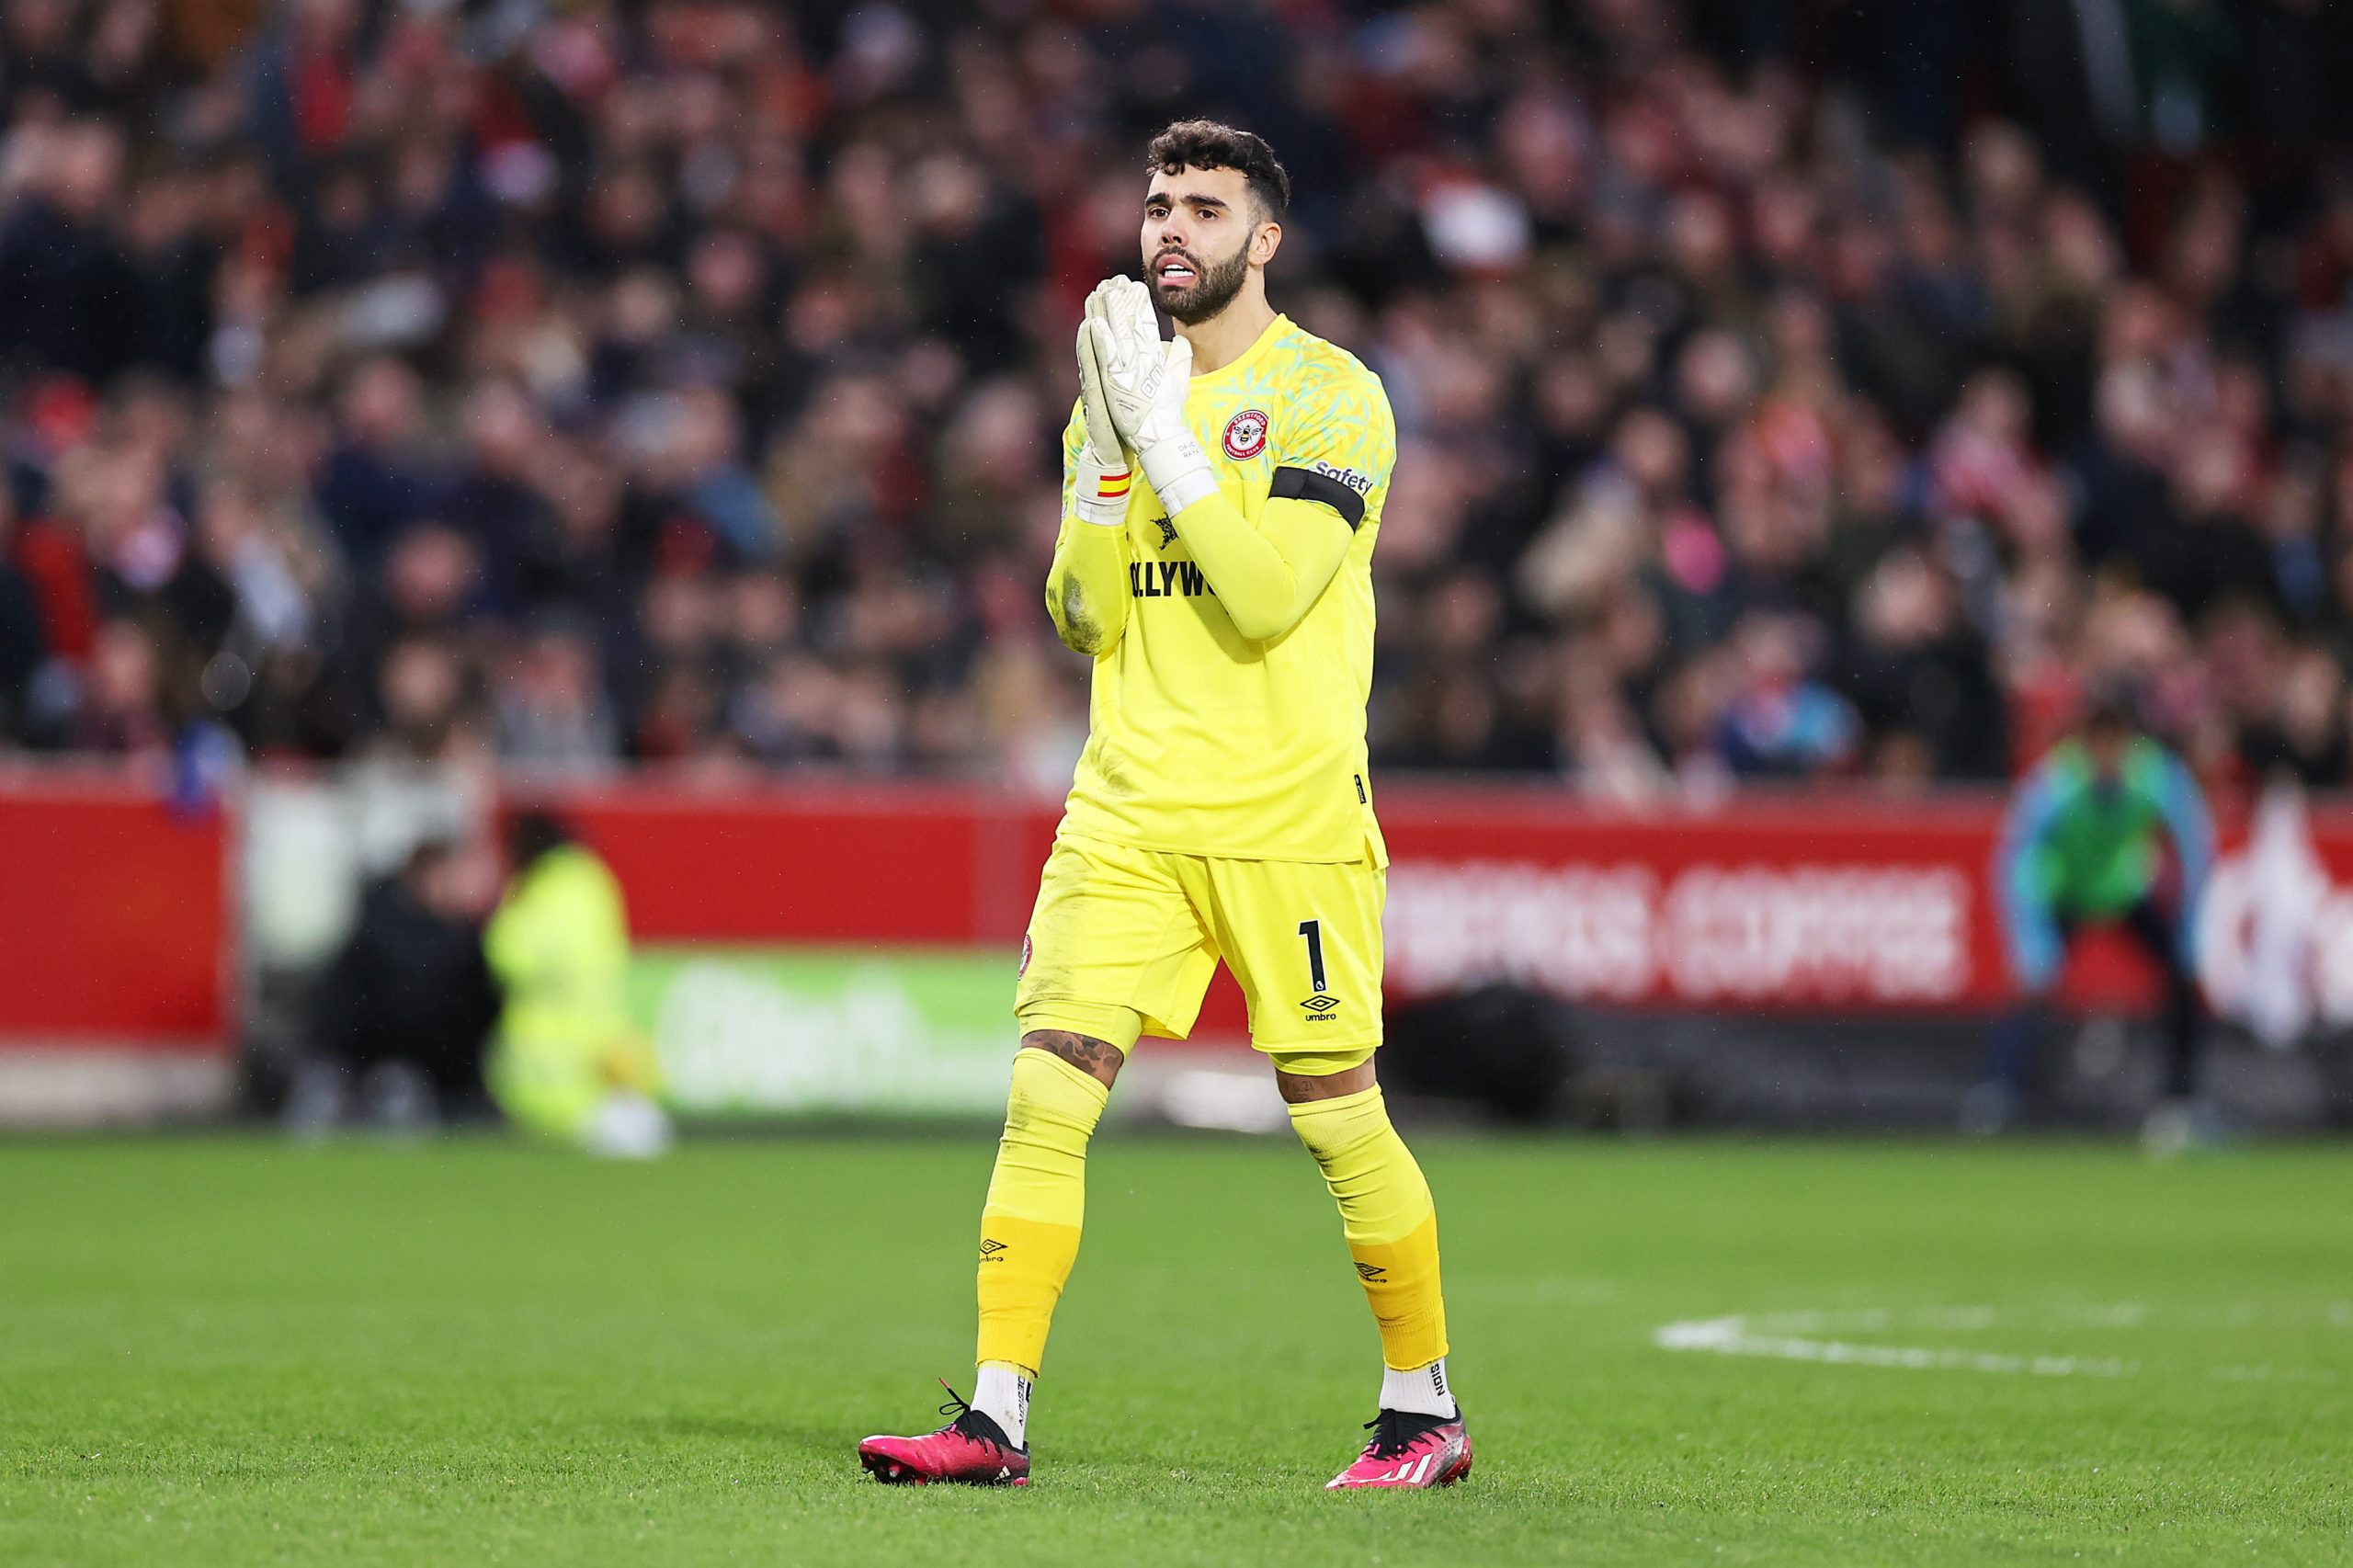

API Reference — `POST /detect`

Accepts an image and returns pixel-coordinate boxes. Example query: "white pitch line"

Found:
[1654,1314,2136,1378]
[2211,1363,2343,1384]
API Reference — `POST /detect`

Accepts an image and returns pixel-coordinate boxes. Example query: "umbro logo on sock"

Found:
[1355,1262,1387,1282]
[979,1239,1006,1262]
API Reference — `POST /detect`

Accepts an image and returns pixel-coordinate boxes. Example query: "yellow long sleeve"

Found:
[1045,516,1131,657]
[1165,494,1352,642]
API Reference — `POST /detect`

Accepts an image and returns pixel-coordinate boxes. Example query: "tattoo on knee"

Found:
[1020,1029,1123,1085]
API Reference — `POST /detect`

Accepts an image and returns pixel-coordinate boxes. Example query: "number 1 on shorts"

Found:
[1297,919,1328,994]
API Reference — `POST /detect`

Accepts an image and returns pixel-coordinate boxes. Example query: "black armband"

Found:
[1268,465,1367,529]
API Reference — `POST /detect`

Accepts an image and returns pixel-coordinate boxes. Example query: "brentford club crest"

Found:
[1222,407,1270,460]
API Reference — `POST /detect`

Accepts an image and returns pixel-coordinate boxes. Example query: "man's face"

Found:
[1142,165,1263,324]
[2086,722,2130,779]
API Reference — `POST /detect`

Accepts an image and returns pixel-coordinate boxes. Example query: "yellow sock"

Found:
[1288,1085,1449,1371]
[975,1050,1109,1376]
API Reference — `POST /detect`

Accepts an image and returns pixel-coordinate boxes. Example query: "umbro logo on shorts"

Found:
[1301,994,1341,1019]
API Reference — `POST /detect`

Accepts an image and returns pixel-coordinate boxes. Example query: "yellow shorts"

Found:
[1014,833,1385,1068]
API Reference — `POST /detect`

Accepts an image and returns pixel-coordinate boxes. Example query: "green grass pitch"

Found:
[3,1134,2348,1565]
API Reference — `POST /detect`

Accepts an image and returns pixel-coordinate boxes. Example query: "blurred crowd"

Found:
[3,0,2353,805]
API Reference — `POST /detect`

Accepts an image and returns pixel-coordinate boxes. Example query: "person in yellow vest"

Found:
[483,811,671,1158]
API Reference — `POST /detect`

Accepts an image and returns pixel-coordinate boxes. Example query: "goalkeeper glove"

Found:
[1070,284,1132,528]
[1085,277,1217,516]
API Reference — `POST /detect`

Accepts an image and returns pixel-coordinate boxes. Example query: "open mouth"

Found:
[1154,254,1198,288]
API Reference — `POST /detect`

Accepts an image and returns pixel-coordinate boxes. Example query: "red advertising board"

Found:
[8,769,2345,1057]
[1378,789,1998,1009]
[1372,784,2353,1018]
[544,779,2347,1023]
[545,778,1051,946]
[0,773,233,1050]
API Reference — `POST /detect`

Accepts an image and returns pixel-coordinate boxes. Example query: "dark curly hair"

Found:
[1144,119,1290,221]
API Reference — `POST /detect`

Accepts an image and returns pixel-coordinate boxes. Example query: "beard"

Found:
[1151,240,1251,324]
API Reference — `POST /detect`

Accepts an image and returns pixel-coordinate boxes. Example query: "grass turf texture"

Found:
[3,1137,2347,1566]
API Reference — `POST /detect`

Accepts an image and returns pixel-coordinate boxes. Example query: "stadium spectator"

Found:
[0,490,46,736]
[0,0,2345,810]
[315,355,439,563]
[285,835,502,1135]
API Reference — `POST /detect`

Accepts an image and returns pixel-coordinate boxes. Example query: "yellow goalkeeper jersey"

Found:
[1051,313,1394,864]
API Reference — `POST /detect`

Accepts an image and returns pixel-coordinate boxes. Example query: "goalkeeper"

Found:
[1974,698,2215,1142]
[858,119,1468,1493]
